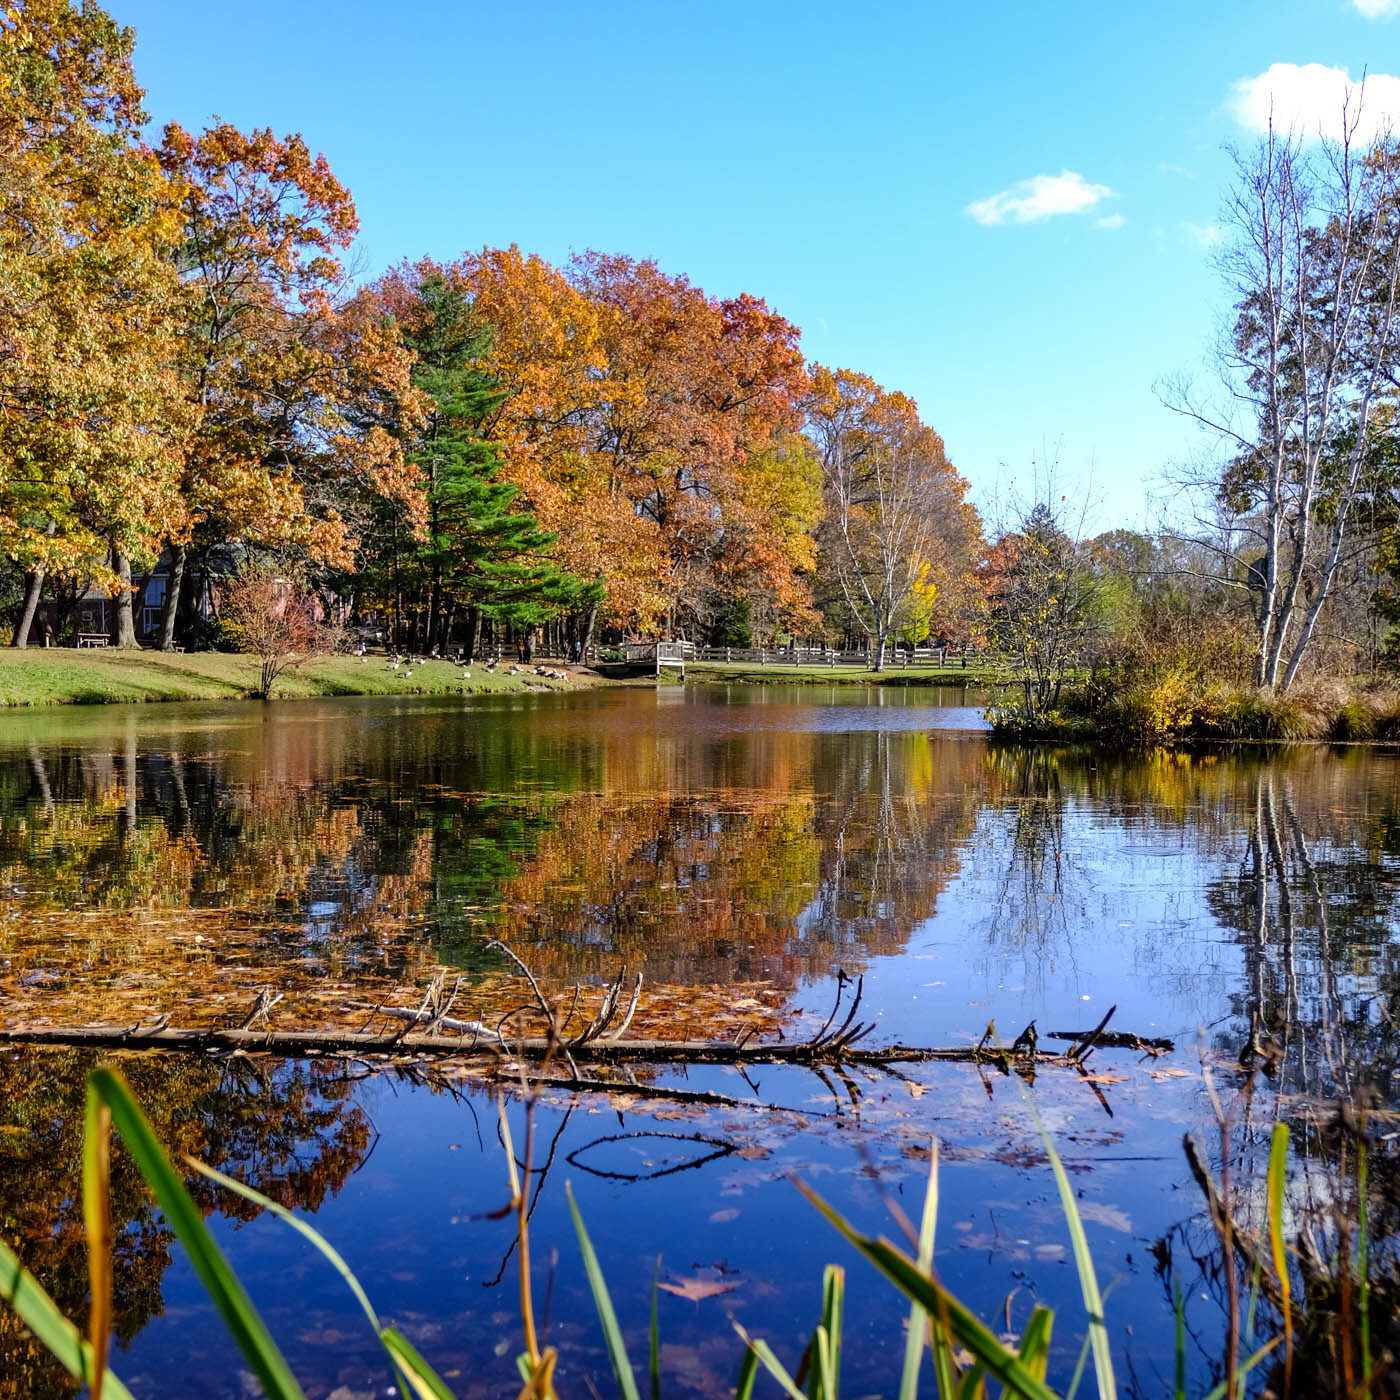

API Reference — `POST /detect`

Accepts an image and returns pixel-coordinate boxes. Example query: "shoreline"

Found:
[0,649,621,708]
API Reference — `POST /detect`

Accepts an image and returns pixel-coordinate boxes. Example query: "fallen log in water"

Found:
[1,957,1172,1071]
[0,1016,1170,1066]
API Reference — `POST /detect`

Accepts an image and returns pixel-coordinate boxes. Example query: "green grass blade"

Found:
[811,1323,834,1400]
[188,1159,381,1326]
[88,1067,306,1400]
[795,1180,1059,1400]
[956,1362,987,1399]
[1017,1305,1054,1384]
[818,1265,843,1400]
[1265,1123,1292,1394]
[899,1145,940,1400]
[1065,1330,1092,1400]
[567,1185,640,1400]
[380,1328,460,1400]
[1028,1110,1116,1400]
[733,1328,807,1400]
[1200,1338,1278,1400]
[649,1256,662,1400]
[0,1236,137,1400]
[735,1346,760,1400]
[187,1156,419,1399]
[82,1086,113,1400]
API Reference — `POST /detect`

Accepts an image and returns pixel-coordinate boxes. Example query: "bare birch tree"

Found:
[1167,109,1400,690]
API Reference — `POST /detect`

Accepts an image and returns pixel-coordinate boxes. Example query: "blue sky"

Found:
[117,0,1400,531]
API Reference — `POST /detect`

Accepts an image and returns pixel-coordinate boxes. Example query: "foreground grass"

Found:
[6,1069,1363,1400]
[0,648,584,706]
[686,660,1005,687]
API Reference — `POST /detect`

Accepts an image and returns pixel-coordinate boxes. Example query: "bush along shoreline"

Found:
[987,672,1400,745]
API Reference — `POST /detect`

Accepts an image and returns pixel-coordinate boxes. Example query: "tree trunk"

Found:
[12,568,44,647]
[465,607,482,662]
[109,548,137,648]
[581,601,599,658]
[157,543,185,650]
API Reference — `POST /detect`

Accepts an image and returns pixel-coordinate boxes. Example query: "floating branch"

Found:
[0,966,1172,1069]
[0,1019,1171,1067]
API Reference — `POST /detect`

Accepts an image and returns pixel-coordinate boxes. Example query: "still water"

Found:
[1,686,1396,1398]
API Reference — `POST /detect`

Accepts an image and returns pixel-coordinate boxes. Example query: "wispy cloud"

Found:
[1351,0,1400,18]
[966,170,1114,226]
[1184,221,1225,249]
[1227,62,1400,143]
[1158,161,1195,179]
[1094,213,1126,230]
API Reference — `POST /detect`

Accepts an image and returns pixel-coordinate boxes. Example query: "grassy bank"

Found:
[0,648,591,707]
[685,659,1005,686]
[989,672,1400,744]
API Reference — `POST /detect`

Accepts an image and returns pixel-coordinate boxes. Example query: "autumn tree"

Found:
[0,0,188,647]
[221,560,336,698]
[151,121,424,649]
[806,366,980,668]
[368,262,600,654]
[459,247,817,641]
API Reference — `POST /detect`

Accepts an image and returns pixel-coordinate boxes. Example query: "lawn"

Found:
[0,648,584,706]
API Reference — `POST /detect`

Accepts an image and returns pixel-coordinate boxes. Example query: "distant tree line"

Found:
[4,0,1400,687]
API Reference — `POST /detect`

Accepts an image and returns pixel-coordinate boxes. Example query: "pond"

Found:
[1,685,1396,1398]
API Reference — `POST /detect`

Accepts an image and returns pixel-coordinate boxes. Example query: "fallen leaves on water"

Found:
[659,1275,740,1303]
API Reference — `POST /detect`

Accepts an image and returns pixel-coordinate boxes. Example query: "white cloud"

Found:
[1227,62,1400,143]
[1351,0,1400,17]
[966,170,1114,225]
[1184,221,1225,249]
[1094,213,1126,230]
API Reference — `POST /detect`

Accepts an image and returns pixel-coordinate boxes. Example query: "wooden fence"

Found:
[609,641,987,671]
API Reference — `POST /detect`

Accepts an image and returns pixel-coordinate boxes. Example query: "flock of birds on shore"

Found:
[349,642,571,684]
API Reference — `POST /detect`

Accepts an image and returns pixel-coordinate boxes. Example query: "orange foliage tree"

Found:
[0,0,189,646]
[150,121,425,648]
[457,247,819,641]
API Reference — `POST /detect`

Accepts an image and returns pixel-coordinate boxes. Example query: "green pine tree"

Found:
[396,271,600,657]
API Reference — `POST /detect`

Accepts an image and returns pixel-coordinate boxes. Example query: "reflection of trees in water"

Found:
[0,721,985,1012]
[496,732,986,987]
[978,747,1072,959]
[1205,766,1400,1105]
[0,1050,371,1400]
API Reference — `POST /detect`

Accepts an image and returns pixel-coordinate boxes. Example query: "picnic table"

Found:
[76,634,109,648]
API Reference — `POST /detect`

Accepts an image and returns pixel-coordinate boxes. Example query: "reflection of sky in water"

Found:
[2,692,1399,1397]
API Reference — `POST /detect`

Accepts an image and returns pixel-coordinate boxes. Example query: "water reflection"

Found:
[0,1050,370,1400]
[3,695,1400,1396]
